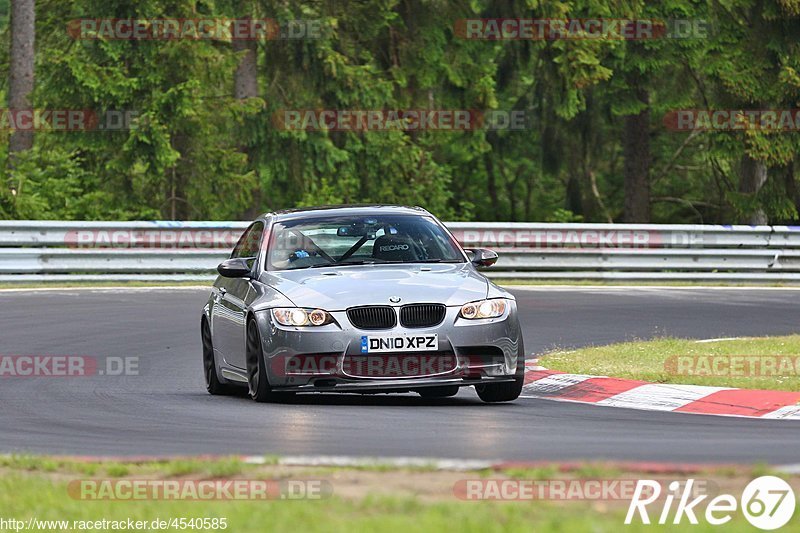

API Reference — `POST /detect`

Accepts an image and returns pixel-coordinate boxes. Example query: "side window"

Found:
[231,222,265,259]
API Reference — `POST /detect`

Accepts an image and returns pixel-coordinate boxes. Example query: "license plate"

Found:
[361,333,438,354]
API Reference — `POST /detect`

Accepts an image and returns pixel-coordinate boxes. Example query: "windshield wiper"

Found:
[286,259,457,269]
[283,262,336,270]
[337,259,405,266]
[338,259,461,265]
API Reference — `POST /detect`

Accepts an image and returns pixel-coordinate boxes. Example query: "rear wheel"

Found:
[202,318,239,396]
[417,386,460,398]
[475,357,525,403]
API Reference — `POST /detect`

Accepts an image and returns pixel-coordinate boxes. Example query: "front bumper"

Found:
[272,376,517,393]
[252,303,523,389]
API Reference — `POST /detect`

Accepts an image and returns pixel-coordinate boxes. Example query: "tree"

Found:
[695,0,800,224]
[7,0,35,170]
[1,0,798,225]
[621,62,651,222]
[231,9,262,219]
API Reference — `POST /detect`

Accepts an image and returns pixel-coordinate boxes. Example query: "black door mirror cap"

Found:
[466,248,498,268]
[217,258,252,278]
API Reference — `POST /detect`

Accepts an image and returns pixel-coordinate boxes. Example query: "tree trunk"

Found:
[234,22,261,219]
[233,39,258,100]
[8,0,36,164]
[623,87,651,222]
[484,152,500,217]
[504,164,518,222]
[165,136,189,220]
[524,171,534,220]
[785,161,799,221]
[739,153,768,224]
[565,171,583,216]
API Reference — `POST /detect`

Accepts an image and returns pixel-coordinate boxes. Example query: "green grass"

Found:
[0,469,789,532]
[0,455,253,478]
[540,335,800,391]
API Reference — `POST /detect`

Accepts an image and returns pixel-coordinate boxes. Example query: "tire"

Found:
[202,318,239,396]
[245,319,294,403]
[475,356,525,403]
[417,386,460,398]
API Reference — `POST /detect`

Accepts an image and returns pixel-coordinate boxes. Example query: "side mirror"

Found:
[217,258,252,278]
[466,248,498,268]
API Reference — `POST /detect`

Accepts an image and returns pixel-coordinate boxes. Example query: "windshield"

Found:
[267,214,465,271]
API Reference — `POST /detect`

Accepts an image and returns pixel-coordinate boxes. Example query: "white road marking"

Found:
[596,384,731,411]
[761,405,800,420]
[265,455,495,471]
[522,373,594,394]
[776,464,800,474]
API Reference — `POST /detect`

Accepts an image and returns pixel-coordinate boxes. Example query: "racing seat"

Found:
[372,234,421,262]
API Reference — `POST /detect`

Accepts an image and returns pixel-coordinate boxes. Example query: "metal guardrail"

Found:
[1,220,799,282]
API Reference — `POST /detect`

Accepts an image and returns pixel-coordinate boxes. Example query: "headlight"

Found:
[271,308,333,327]
[459,298,507,319]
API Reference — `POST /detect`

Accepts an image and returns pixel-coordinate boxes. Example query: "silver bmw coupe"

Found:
[201,205,525,402]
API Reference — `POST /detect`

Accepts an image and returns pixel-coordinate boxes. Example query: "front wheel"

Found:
[246,319,294,403]
[475,357,525,403]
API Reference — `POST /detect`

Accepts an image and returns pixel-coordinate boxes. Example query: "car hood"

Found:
[261,263,489,310]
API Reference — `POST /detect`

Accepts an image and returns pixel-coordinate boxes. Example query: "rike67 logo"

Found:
[626,476,795,530]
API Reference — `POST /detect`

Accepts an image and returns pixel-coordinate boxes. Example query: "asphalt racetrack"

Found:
[1,286,798,464]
